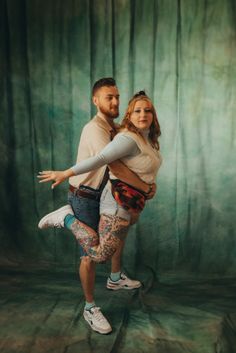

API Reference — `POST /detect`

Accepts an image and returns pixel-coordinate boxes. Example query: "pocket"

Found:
[67,191,73,205]
[100,186,108,203]
[68,193,81,218]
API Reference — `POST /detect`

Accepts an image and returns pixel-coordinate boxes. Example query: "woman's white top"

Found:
[71,129,162,183]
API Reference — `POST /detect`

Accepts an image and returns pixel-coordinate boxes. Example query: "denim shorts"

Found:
[68,183,131,257]
[68,187,100,257]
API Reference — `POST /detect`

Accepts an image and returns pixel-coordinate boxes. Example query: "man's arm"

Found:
[108,160,156,199]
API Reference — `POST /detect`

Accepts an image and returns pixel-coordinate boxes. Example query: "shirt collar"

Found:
[96,114,119,138]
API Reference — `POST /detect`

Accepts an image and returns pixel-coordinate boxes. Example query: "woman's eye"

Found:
[134,110,141,113]
[145,109,151,113]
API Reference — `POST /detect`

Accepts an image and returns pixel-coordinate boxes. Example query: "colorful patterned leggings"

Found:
[70,213,130,263]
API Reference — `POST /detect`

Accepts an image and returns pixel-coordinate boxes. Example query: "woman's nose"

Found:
[140,109,146,117]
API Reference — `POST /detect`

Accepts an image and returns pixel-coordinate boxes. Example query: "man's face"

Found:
[93,86,120,119]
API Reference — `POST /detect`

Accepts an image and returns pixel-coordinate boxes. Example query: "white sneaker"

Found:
[106,272,142,290]
[83,306,112,334]
[38,205,74,229]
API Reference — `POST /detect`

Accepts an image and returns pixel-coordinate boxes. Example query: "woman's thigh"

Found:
[100,183,131,222]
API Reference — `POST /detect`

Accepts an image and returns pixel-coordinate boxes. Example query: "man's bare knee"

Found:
[80,256,95,268]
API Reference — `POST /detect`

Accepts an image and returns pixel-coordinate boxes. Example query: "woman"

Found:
[38,91,162,262]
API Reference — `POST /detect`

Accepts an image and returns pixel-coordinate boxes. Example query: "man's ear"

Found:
[92,95,98,106]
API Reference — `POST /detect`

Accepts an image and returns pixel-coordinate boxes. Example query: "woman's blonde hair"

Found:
[120,91,161,150]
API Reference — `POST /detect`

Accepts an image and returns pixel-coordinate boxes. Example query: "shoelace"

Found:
[120,272,127,280]
[90,307,107,323]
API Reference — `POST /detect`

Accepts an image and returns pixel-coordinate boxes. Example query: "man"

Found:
[39,78,156,334]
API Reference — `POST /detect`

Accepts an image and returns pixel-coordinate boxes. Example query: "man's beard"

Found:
[99,105,119,119]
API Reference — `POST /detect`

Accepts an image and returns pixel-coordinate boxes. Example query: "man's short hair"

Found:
[92,77,116,96]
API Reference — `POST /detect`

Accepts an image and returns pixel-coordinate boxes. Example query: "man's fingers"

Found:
[145,184,157,199]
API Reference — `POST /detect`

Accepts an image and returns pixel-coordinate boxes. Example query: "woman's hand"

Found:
[37,169,75,189]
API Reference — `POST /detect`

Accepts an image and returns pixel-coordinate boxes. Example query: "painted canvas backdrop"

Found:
[0,0,235,276]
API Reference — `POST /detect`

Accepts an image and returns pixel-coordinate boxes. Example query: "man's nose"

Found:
[112,97,119,106]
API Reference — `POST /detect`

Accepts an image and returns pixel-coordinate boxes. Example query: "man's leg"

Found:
[79,255,112,334]
[66,191,97,303]
[38,201,112,334]
[79,256,96,303]
[67,191,112,334]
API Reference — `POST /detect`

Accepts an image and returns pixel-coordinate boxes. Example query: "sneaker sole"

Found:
[83,313,112,335]
[106,283,142,290]
[38,206,71,229]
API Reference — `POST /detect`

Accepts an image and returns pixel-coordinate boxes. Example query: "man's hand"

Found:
[145,183,157,200]
[109,160,157,198]
[37,168,74,189]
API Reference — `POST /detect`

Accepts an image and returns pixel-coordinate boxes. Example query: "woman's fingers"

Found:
[51,181,61,189]
[38,170,52,175]
[38,176,54,183]
[37,171,55,183]
[37,174,52,180]
[37,170,66,187]
[37,174,53,179]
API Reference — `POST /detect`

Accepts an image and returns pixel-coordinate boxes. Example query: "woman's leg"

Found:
[70,214,130,263]
[69,184,131,262]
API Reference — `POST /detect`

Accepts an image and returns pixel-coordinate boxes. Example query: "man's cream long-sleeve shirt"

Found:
[69,115,115,190]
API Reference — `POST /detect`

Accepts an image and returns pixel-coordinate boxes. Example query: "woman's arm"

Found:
[38,134,139,188]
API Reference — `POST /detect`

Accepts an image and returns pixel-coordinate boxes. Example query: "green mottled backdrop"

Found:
[0,0,236,276]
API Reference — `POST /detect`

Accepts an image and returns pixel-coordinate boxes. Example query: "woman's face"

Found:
[130,100,153,130]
